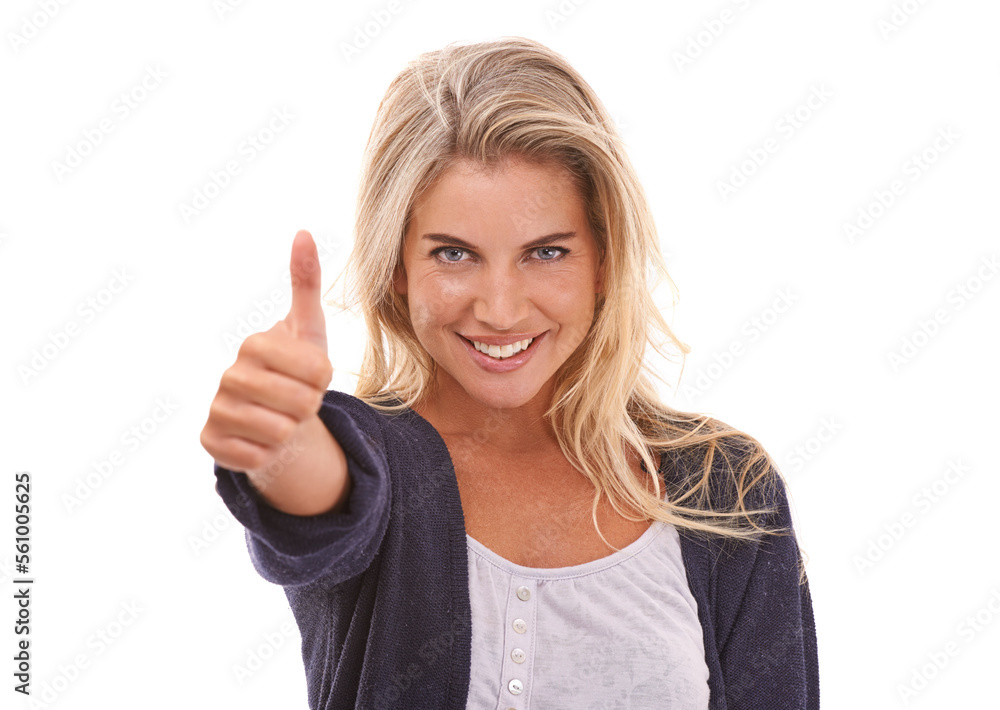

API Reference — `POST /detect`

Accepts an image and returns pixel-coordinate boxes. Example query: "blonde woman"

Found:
[201,37,819,709]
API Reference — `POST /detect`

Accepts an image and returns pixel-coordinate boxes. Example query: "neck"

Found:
[412,382,560,456]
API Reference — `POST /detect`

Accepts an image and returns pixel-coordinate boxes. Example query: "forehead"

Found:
[407,156,587,239]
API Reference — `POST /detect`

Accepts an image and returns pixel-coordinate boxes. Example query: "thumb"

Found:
[286,229,327,350]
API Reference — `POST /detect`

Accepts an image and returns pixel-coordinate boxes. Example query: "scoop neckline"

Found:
[465,518,666,580]
[401,401,671,578]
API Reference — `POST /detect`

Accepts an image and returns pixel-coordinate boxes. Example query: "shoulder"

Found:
[658,419,787,530]
[669,429,808,622]
[322,388,416,433]
[322,388,393,424]
[320,388,446,465]
[667,424,804,593]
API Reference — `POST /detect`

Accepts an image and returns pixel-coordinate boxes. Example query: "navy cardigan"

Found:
[214,389,820,709]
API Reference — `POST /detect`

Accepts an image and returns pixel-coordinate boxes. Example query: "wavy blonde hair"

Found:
[328,36,796,553]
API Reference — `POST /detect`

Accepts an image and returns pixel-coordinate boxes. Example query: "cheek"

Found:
[408,300,443,333]
[407,277,465,330]
[540,287,596,354]
[544,277,596,321]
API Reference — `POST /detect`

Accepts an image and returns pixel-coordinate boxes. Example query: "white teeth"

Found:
[471,337,533,360]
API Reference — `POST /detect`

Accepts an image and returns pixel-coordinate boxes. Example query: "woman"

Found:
[201,37,819,709]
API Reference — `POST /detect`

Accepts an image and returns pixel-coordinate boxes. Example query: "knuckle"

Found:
[244,448,267,472]
[205,398,227,426]
[237,333,258,357]
[275,418,298,444]
[219,367,243,393]
[199,428,214,454]
[232,367,256,394]
[308,353,333,387]
[239,331,271,358]
[291,388,319,418]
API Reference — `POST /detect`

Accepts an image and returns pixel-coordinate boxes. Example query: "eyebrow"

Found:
[421,231,577,250]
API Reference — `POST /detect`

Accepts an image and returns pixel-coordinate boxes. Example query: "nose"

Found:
[471,265,530,331]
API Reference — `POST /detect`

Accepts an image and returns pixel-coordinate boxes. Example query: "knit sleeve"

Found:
[213,390,392,587]
[713,473,820,709]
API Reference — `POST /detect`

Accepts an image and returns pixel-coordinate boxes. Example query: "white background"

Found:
[2,0,999,708]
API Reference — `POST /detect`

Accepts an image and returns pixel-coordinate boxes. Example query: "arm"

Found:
[715,476,820,709]
[202,231,392,586]
[214,393,393,587]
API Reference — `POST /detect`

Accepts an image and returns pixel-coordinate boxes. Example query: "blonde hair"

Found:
[328,36,797,557]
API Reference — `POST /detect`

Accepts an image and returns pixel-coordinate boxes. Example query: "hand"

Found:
[200,230,334,475]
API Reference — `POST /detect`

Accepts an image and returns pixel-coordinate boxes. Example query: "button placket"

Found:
[501,577,536,707]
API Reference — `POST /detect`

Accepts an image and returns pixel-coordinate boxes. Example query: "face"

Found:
[393,156,604,414]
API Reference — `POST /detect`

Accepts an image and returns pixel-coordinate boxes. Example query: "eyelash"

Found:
[430,246,571,264]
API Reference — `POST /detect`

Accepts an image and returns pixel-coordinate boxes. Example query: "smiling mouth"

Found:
[459,335,542,360]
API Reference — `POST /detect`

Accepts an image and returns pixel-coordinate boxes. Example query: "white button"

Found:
[508,678,523,695]
[512,618,527,633]
[516,585,531,601]
[511,648,526,663]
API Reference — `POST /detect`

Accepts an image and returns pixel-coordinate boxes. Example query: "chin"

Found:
[463,377,551,411]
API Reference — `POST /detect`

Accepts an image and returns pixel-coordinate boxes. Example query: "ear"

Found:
[392,263,407,296]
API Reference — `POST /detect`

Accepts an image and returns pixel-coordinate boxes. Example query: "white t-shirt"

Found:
[465,515,710,709]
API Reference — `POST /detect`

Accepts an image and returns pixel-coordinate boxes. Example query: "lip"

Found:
[457,331,546,373]
[459,332,546,347]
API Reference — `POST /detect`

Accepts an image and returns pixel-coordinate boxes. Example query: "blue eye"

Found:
[535,246,567,260]
[430,246,570,264]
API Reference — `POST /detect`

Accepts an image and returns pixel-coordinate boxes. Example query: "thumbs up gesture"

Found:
[284,229,329,353]
[200,230,335,479]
